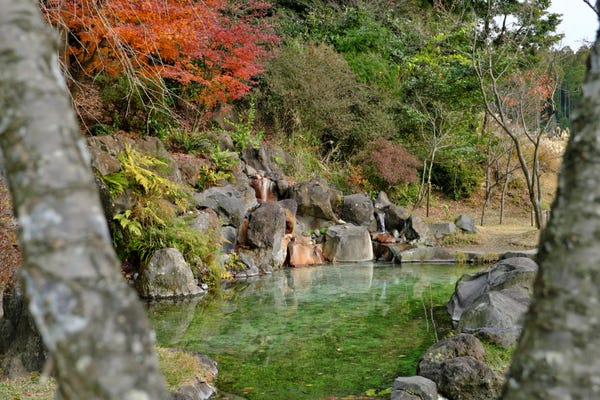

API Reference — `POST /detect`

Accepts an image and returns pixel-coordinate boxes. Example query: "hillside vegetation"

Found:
[1,0,588,290]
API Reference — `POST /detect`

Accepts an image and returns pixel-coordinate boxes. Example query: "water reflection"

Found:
[147,262,479,400]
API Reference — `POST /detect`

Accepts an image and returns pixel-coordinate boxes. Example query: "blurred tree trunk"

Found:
[0,1,168,399]
[501,14,600,400]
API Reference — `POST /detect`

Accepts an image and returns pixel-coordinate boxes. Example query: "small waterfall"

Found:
[375,210,386,233]
[252,174,273,203]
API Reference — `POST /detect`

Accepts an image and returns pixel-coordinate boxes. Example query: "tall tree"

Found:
[472,0,561,228]
[0,1,168,399]
[501,8,600,399]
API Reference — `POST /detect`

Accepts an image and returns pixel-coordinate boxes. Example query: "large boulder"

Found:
[447,257,538,346]
[244,202,288,271]
[191,208,221,234]
[429,222,456,240]
[340,193,374,227]
[433,356,502,400]
[246,202,286,249]
[392,376,438,400]
[194,184,257,227]
[457,291,528,347]
[0,286,47,377]
[136,248,204,299]
[322,224,373,262]
[404,214,433,244]
[288,178,342,231]
[418,334,502,400]
[172,153,210,188]
[384,204,411,234]
[455,214,477,233]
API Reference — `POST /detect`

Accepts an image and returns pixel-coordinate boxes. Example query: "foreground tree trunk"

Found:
[501,13,600,399]
[0,1,168,399]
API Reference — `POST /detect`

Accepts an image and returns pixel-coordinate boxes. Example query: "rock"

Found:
[245,202,288,270]
[384,204,411,234]
[191,208,221,234]
[372,232,397,243]
[374,191,392,209]
[418,334,502,400]
[220,226,237,254]
[434,356,502,400]
[172,153,210,188]
[0,286,47,377]
[137,248,204,299]
[169,351,218,400]
[236,251,261,278]
[288,178,342,231]
[374,242,414,262]
[242,143,287,180]
[287,236,325,267]
[393,246,454,263]
[429,222,456,240]
[392,376,438,400]
[322,224,373,262]
[340,193,374,226]
[455,214,477,233]
[446,257,537,346]
[246,202,286,249]
[405,214,433,244]
[279,199,298,234]
[458,291,529,347]
[194,184,258,227]
[500,249,537,260]
[87,135,123,176]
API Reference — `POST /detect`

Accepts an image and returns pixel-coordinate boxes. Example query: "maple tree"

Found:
[41,0,278,109]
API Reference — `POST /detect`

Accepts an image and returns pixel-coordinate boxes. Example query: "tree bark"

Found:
[502,18,600,399]
[0,1,168,399]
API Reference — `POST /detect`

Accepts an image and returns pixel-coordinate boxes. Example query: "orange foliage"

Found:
[41,0,278,108]
[503,69,556,111]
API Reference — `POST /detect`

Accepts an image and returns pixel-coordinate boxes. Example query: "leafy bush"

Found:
[431,160,482,200]
[96,73,174,136]
[100,146,224,286]
[258,41,395,157]
[223,100,264,152]
[353,137,422,197]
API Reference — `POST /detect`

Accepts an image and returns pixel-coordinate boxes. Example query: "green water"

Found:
[147,262,479,400]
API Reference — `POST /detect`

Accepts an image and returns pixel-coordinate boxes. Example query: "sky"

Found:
[549,0,598,49]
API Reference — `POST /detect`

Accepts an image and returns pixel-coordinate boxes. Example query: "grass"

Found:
[0,374,54,400]
[0,347,215,399]
[483,341,516,374]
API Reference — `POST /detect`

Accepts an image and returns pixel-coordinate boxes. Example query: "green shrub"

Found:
[223,100,264,152]
[431,160,482,200]
[258,41,394,158]
[96,73,174,136]
[165,128,211,155]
